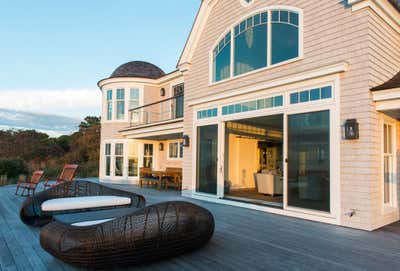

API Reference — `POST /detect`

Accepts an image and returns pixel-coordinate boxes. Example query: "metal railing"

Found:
[129,95,184,127]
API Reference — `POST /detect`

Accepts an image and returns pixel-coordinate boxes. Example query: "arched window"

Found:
[234,11,268,76]
[212,7,301,83]
[271,10,299,65]
[213,32,231,82]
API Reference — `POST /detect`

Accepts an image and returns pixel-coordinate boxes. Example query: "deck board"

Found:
[1,182,400,271]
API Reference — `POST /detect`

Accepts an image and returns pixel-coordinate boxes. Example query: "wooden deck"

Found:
[1,182,400,271]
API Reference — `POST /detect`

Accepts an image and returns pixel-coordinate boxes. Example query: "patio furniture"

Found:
[162,167,182,190]
[43,164,78,190]
[20,180,146,227]
[15,171,45,197]
[40,201,215,269]
[139,167,160,188]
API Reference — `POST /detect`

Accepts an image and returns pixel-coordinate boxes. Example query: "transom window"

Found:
[212,8,301,83]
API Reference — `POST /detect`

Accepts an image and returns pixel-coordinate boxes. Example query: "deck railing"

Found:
[129,95,184,127]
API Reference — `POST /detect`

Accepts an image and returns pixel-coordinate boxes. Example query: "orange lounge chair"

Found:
[43,164,78,190]
[15,170,45,197]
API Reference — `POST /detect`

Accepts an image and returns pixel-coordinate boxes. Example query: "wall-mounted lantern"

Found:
[159,143,164,151]
[344,119,359,140]
[182,135,190,147]
[160,88,166,97]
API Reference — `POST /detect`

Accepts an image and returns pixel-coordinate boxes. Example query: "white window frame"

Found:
[105,143,111,177]
[209,5,304,86]
[240,0,253,7]
[106,90,113,121]
[168,141,183,160]
[129,88,141,123]
[382,116,397,211]
[115,88,125,120]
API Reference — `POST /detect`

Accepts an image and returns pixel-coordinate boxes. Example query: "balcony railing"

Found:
[129,95,184,127]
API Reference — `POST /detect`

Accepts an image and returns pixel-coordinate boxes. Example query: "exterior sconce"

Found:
[159,143,164,151]
[160,88,166,97]
[182,135,190,147]
[344,119,359,140]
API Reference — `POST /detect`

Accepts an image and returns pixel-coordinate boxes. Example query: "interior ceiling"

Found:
[234,114,283,130]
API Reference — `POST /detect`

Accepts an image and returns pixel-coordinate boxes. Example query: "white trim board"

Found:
[349,0,400,34]
[187,62,349,106]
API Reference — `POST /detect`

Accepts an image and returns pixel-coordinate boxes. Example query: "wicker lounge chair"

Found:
[40,201,215,269]
[20,180,146,227]
[43,164,78,190]
[15,170,44,197]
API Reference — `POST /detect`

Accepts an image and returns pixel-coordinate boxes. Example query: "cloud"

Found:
[0,89,101,119]
[0,108,82,137]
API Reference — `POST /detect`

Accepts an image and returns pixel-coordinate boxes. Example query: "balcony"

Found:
[128,95,183,127]
[121,95,184,139]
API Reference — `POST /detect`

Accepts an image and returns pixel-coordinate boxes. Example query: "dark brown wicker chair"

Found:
[40,201,214,269]
[20,180,146,227]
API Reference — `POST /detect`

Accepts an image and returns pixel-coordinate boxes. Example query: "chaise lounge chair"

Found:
[20,180,146,226]
[15,170,45,197]
[43,164,78,190]
[40,201,215,269]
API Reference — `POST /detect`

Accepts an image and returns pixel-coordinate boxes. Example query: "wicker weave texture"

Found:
[40,201,215,268]
[20,181,146,227]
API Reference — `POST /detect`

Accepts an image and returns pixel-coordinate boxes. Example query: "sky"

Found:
[0,0,200,136]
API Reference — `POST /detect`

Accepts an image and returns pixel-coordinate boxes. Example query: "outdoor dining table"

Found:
[151,170,169,190]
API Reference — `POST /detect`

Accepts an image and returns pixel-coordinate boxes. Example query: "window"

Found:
[290,86,332,104]
[143,144,154,168]
[221,95,283,116]
[271,10,299,65]
[212,8,300,82]
[115,143,124,177]
[383,123,395,206]
[169,142,183,159]
[129,88,140,122]
[173,84,184,118]
[197,108,218,119]
[213,32,231,82]
[106,90,112,121]
[105,143,111,176]
[128,141,138,177]
[234,12,268,76]
[240,0,253,7]
[116,89,125,120]
[287,110,330,212]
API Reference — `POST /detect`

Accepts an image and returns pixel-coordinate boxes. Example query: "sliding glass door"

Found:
[196,125,218,195]
[287,110,330,212]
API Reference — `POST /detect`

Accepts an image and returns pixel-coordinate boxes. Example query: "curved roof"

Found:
[371,71,400,91]
[109,61,165,79]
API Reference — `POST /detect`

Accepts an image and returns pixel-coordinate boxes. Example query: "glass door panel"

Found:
[287,110,330,212]
[196,125,218,195]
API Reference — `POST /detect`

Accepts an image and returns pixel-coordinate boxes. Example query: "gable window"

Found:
[129,88,140,122]
[271,10,299,65]
[169,142,183,159]
[213,32,231,82]
[234,11,268,76]
[116,88,125,120]
[106,90,113,121]
[212,8,301,83]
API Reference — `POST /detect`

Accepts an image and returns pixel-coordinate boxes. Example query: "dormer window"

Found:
[212,7,301,83]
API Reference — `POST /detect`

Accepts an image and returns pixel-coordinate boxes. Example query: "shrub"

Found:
[0,158,29,183]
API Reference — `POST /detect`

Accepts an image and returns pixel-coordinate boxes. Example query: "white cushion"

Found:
[72,218,115,227]
[41,196,131,212]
